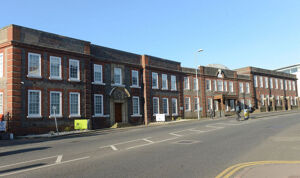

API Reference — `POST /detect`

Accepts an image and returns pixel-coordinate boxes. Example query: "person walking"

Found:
[235,104,241,121]
[209,109,214,119]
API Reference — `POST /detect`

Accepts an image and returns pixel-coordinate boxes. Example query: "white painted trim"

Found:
[0,92,3,114]
[162,74,168,90]
[114,67,122,85]
[153,97,159,115]
[93,64,103,83]
[184,77,190,90]
[111,84,125,87]
[130,86,141,89]
[49,91,62,117]
[152,72,159,89]
[69,59,80,81]
[131,70,139,87]
[27,52,42,78]
[171,75,177,91]
[131,114,142,117]
[92,114,110,118]
[162,98,169,115]
[49,56,62,80]
[0,53,3,78]
[69,92,80,117]
[171,98,178,115]
[94,94,104,116]
[132,96,140,115]
[92,82,106,85]
[27,90,42,118]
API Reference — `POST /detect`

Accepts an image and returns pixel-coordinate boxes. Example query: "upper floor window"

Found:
[269,78,273,89]
[293,81,296,91]
[94,64,103,84]
[50,56,62,80]
[206,80,211,91]
[217,80,223,91]
[285,80,288,90]
[289,81,292,91]
[229,81,234,92]
[254,75,258,87]
[69,59,80,81]
[265,77,268,88]
[213,80,217,91]
[239,82,244,93]
[0,53,3,78]
[28,90,41,118]
[224,81,228,91]
[280,79,283,90]
[275,79,278,89]
[162,74,168,90]
[259,76,263,88]
[114,68,122,85]
[171,75,177,91]
[193,78,198,90]
[162,98,169,115]
[152,72,158,89]
[246,83,250,93]
[28,53,41,78]
[131,70,139,87]
[184,77,190,90]
[50,91,62,117]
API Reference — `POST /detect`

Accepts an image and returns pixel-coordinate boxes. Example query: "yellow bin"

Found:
[74,119,89,130]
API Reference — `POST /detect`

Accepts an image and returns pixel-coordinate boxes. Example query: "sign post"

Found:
[53,106,59,134]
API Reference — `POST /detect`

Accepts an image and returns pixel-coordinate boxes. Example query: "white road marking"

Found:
[188,129,206,132]
[110,145,118,151]
[0,156,90,177]
[169,132,182,136]
[143,138,154,143]
[55,155,63,164]
[126,137,178,150]
[215,122,241,126]
[0,155,58,169]
[99,137,152,149]
[206,124,224,129]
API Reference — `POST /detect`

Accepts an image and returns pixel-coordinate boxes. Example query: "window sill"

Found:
[92,114,110,118]
[171,89,177,91]
[131,114,142,117]
[162,88,168,90]
[163,114,169,116]
[68,79,80,82]
[69,115,81,118]
[27,115,42,118]
[130,86,141,89]
[27,75,42,79]
[49,115,63,118]
[92,82,106,85]
[49,77,62,80]
[152,87,159,90]
[111,84,125,87]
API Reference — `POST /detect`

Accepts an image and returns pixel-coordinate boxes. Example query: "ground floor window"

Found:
[94,94,103,116]
[70,92,80,117]
[230,100,235,111]
[185,97,190,111]
[50,91,62,117]
[162,98,169,115]
[214,100,218,111]
[28,90,41,117]
[194,98,199,111]
[260,94,264,106]
[153,97,159,115]
[207,98,212,111]
[171,98,178,115]
[132,96,140,115]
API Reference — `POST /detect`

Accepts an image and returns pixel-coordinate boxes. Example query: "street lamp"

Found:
[195,49,203,120]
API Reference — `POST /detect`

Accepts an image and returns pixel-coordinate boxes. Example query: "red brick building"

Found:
[0,25,297,135]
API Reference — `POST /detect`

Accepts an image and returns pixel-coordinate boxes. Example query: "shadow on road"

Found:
[0,147,51,157]
[0,163,46,174]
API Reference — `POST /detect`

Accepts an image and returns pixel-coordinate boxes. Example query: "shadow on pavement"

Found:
[0,163,46,174]
[0,147,51,156]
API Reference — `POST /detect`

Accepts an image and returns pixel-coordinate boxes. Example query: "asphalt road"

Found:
[1,112,300,178]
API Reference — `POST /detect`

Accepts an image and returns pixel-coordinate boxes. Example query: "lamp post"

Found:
[196,49,203,120]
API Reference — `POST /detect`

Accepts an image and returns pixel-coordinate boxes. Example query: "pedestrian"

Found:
[209,109,214,119]
[235,105,241,121]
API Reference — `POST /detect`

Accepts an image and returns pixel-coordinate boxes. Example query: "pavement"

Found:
[1,110,300,177]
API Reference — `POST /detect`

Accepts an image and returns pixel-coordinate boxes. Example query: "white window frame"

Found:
[114,67,122,85]
[162,98,169,115]
[50,91,62,117]
[131,70,139,87]
[269,78,273,89]
[185,97,191,111]
[171,98,178,115]
[224,81,228,91]
[49,56,62,80]
[293,81,296,91]
[246,83,250,94]
[171,75,177,91]
[152,72,159,89]
[132,96,141,116]
[69,59,80,81]
[69,92,80,117]
[94,94,104,116]
[194,97,199,111]
[254,75,258,87]
[28,90,42,118]
[217,80,223,91]
[229,81,234,92]
[153,97,159,115]
[230,99,235,111]
[285,80,288,90]
[162,74,168,90]
[28,53,42,78]
[275,79,278,89]
[206,80,211,91]
[193,78,198,91]
[260,76,263,88]
[213,80,217,91]
[0,92,3,114]
[289,81,292,91]
[184,77,190,90]
[265,77,268,88]
[239,82,244,93]
[93,64,104,85]
[261,94,264,106]
[280,79,283,90]
[0,53,3,78]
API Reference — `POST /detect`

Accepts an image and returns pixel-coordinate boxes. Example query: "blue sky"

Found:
[2,0,300,69]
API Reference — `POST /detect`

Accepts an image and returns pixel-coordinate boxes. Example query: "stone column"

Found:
[287,97,292,110]
[265,98,269,112]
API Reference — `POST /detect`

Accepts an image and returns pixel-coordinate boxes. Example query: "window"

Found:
[28,90,41,117]
[229,82,234,92]
[213,80,217,91]
[293,81,296,91]
[230,100,235,111]
[50,91,62,117]
[193,78,198,90]
[114,68,122,85]
[294,97,297,106]
[224,81,228,91]
[280,79,283,90]
[185,97,190,111]
[69,59,80,81]
[94,64,103,84]
[28,53,41,78]
[152,72,158,89]
[69,92,80,116]
[162,74,168,90]
[94,94,103,116]
[153,97,159,115]
[254,75,258,87]
[247,99,252,109]
[207,98,213,110]
[214,100,218,111]
[50,56,61,79]
[269,78,273,89]
[184,77,190,90]
[289,81,292,91]
[246,83,250,94]
[131,70,139,87]
[0,92,3,114]
[0,53,3,78]
[171,98,178,115]
[132,96,140,115]
[275,79,278,89]
[171,75,177,90]
[291,68,298,73]
[162,98,169,114]
[285,80,288,90]
[260,94,264,106]
[206,80,211,91]
[217,80,223,91]
[266,95,270,106]
[240,99,245,110]
[265,77,268,88]
[276,96,280,106]
[260,76,263,88]
[194,97,199,111]
[239,82,244,93]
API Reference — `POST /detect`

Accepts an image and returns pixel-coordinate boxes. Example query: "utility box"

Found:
[74,119,89,130]
[156,114,166,122]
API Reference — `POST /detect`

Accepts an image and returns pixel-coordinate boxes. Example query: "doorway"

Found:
[114,103,122,123]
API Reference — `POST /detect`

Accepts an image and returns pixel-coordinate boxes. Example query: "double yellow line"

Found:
[215,160,300,178]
